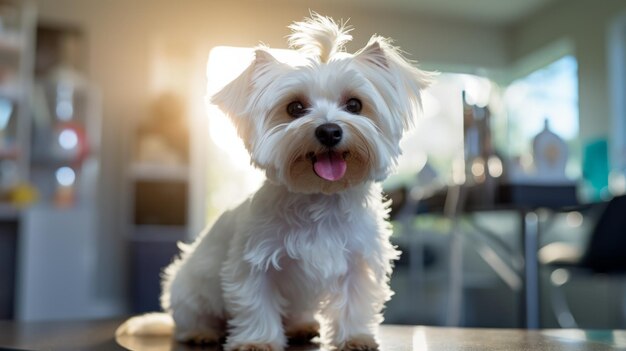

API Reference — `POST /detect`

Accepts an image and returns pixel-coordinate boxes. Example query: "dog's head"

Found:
[211,14,434,194]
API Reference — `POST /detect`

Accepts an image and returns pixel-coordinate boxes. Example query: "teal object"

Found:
[582,139,610,201]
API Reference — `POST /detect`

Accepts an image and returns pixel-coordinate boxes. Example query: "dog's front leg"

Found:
[222,260,286,351]
[321,256,388,351]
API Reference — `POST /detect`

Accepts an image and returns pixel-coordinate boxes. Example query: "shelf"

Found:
[128,163,189,182]
[0,33,24,54]
[0,148,18,159]
[0,203,20,220]
[0,82,21,101]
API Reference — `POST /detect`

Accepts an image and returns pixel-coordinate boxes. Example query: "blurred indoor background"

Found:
[1,0,626,331]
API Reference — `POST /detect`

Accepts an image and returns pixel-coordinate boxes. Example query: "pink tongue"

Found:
[313,151,347,181]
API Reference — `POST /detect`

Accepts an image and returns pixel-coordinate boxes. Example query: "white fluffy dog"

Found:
[117,14,432,351]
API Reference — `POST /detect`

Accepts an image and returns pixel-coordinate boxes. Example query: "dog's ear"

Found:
[210,48,285,148]
[354,36,436,136]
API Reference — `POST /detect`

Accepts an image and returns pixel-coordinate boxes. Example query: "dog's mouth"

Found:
[306,150,348,181]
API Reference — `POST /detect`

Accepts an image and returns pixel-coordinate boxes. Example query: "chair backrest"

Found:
[580,195,626,273]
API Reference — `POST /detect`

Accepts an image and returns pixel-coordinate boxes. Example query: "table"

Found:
[413,183,580,329]
[1,319,625,350]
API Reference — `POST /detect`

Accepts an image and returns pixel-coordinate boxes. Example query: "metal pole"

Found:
[523,211,540,329]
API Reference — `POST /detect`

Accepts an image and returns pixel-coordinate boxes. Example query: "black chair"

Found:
[579,195,626,273]
[540,195,626,327]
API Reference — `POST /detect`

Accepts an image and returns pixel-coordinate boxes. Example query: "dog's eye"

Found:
[344,98,362,114]
[287,101,307,118]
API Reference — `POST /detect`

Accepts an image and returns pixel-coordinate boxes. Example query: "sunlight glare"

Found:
[461,74,492,108]
[205,47,304,209]
[412,327,429,351]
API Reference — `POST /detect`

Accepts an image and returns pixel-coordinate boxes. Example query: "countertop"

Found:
[1,319,625,350]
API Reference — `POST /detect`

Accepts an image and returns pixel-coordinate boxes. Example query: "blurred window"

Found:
[388,73,498,188]
[504,56,579,178]
[389,57,579,188]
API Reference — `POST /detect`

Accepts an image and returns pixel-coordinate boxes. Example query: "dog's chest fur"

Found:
[240,181,383,283]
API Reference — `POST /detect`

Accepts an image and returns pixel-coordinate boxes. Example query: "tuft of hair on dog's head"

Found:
[287,13,353,63]
[210,14,436,194]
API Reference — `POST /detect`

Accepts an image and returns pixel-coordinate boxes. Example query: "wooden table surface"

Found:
[1,319,626,350]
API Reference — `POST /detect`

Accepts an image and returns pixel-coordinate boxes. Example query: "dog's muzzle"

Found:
[310,123,347,181]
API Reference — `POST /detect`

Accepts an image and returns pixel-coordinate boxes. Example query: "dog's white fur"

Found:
[117,14,433,351]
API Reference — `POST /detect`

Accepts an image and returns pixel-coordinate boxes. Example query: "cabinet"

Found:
[0,0,35,320]
[14,23,121,321]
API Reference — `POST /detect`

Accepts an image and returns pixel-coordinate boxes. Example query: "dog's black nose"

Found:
[315,123,343,147]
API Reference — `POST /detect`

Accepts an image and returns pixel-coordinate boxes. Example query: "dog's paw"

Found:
[176,329,223,345]
[340,334,379,351]
[286,322,320,344]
